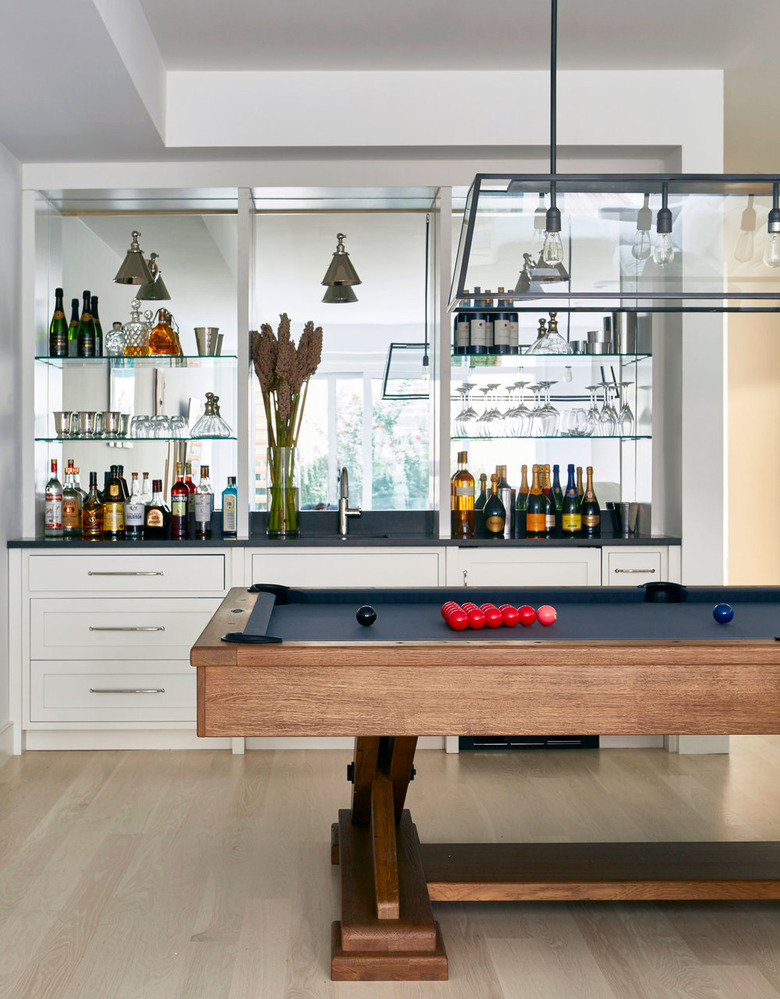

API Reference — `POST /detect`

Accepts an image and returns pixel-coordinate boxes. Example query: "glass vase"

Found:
[266,446,300,538]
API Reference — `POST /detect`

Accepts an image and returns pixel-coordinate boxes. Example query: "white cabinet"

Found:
[445,546,602,587]
[601,545,679,586]
[250,547,444,588]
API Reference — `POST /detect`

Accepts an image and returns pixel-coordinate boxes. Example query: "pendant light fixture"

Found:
[321,232,361,303]
[652,182,675,266]
[764,183,780,268]
[135,252,171,301]
[539,0,567,281]
[114,230,153,286]
[631,195,653,261]
[733,195,756,263]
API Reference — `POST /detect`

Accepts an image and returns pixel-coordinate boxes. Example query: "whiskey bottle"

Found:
[102,467,126,540]
[61,461,82,539]
[148,309,181,356]
[81,472,104,540]
[44,459,63,539]
[450,451,475,539]
[144,480,170,540]
[170,462,189,539]
[221,476,238,539]
[483,473,506,539]
[124,472,146,541]
[76,289,96,357]
[49,287,68,358]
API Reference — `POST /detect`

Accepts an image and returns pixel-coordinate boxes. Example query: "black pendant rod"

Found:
[550,0,557,177]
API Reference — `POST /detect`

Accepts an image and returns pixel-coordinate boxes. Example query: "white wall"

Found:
[0,139,21,756]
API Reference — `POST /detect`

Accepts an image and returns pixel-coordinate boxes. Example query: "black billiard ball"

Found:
[356,605,377,627]
[713,602,734,624]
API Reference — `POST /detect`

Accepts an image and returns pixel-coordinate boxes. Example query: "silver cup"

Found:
[194,327,220,356]
[53,411,73,439]
[101,411,120,438]
[78,411,97,438]
[117,414,130,438]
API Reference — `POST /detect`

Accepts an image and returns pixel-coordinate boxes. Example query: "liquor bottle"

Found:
[507,297,519,355]
[90,295,103,357]
[67,298,79,357]
[450,451,475,540]
[492,288,511,355]
[561,464,582,537]
[49,287,68,358]
[144,479,170,540]
[141,471,153,505]
[61,462,81,539]
[221,476,238,539]
[117,465,130,500]
[515,464,529,539]
[483,473,506,539]
[542,465,557,537]
[71,465,87,504]
[185,462,197,535]
[576,466,584,504]
[124,471,146,541]
[170,462,189,539]
[551,464,564,512]
[44,459,63,539]
[468,286,487,356]
[76,289,96,357]
[102,466,125,540]
[148,309,180,356]
[194,465,214,539]
[496,464,514,539]
[475,472,488,510]
[482,290,495,352]
[100,470,110,503]
[453,296,470,356]
[525,464,546,538]
[81,471,104,540]
[581,466,601,538]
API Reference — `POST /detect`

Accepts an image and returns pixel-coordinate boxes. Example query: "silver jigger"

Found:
[53,411,73,439]
[194,327,219,356]
[78,411,97,438]
[117,414,130,438]
[101,411,120,438]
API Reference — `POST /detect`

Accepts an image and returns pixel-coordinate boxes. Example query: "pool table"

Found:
[191,583,780,982]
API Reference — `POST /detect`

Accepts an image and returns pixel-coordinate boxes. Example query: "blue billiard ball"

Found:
[713,602,734,624]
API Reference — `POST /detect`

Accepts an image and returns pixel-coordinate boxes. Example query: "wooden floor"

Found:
[3,738,780,998]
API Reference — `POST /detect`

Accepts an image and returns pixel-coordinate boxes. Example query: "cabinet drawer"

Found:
[30,598,221,660]
[30,660,195,723]
[603,547,666,587]
[250,549,442,587]
[28,553,226,594]
[446,547,601,587]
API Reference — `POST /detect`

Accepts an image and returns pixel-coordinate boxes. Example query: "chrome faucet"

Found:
[338,467,361,536]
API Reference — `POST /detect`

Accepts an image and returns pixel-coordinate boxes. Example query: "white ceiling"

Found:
[1,0,779,163]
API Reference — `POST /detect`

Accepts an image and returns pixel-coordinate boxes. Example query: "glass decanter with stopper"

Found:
[524,311,572,355]
[122,300,151,357]
[190,392,232,438]
[148,308,183,356]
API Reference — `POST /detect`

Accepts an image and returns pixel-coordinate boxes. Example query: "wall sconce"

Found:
[114,230,153,285]
[135,252,171,301]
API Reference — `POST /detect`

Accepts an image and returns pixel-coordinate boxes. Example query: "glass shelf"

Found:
[35,436,237,443]
[451,352,651,361]
[452,435,652,441]
[35,355,237,367]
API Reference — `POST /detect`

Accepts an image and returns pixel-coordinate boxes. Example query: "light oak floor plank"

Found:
[2,737,780,997]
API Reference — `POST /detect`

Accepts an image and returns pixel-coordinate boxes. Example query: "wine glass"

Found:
[454,383,477,437]
[536,380,560,436]
[619,381,635,435]
[598,383,618,435]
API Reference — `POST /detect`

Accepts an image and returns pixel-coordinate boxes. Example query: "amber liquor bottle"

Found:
[102,467,126,540]
[450,450,475,539]
[170,462,189,539]
[81,472,104,540]
[144,480,170,540]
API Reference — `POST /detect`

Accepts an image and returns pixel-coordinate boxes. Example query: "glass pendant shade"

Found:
[135,253,171,301]
[114,230,154,285]
[321,233,361,287]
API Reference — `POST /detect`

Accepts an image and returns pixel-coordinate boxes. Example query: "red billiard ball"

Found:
[499,604,520,627]
[446,609,469,631]
[536,604,557,626]
[518,605,537,626]
[480,603,504,628]
[462,602,487,629]
[441,601,460,620]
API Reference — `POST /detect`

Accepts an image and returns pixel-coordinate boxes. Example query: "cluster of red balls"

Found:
[441,601,557,631]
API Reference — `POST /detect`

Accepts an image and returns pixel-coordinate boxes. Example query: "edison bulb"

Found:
[542,230,564,265]
[734,228,755,264]
[763,232,780,268]
[631,230,652,261]
[653,233,675,267]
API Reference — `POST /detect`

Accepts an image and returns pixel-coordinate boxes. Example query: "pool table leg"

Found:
[331,736,448,982]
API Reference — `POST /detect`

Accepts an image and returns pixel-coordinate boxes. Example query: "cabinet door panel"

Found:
[250,549,443,588]
[446,547,601,587]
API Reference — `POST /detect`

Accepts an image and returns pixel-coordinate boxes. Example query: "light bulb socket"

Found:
[545,205,561,234]
[656,206,673,235]
[768,207,780,233]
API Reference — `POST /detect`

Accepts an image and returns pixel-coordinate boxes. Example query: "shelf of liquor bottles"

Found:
[34,355,237,366]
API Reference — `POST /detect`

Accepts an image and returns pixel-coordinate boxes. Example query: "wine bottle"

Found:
[581,465,601,537]
[144,479,170,540]
[221,476,238,539]
[102,467,125,540]
[81,471,104,540]
[61,461,81,539]
[124,471,146,541]
[67,298,80,357]
[482,290,495,352]
[561,463,582,537]
[496,464,514,539]
[185,462,197,535]
[525,464,546,538]
[170,462,189,539]
[492,288,511,355]
[468,287,487,356]
[474,472,488,510]
[76,289,96,357]
[44,459,63,539]
[194,464,214,539]
[90,295,103,356]
[542,465,557,537]
[453,298,470,356]
[483,473,506,539]
[450,451,475,539]
[49,288,68,358]
[515,464,529,539]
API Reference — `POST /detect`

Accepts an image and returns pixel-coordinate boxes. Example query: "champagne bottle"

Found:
[474,472,488,510]
[102,466,126,540]
[61,461,81,539]
[170,462,189,539]
[81,471,104,540]
[515,464,529,539]
[76,289,96,357]
[44,459,63,539]
[525,464,546,537]
[221,476,238,539]
[496,464,514,539]
[49,287,68,358]
[144,479,170,540]
[450,451,475,539]
[124,471,145,541]
[67,298,80,357]
[194,465,214,539]
[551,464,564,512]
[483,473,506,539]
[581,465,601,537]
[542,465,556,537]
[561,463,582,537]
[576,466,584,504]
[90,295,103,356]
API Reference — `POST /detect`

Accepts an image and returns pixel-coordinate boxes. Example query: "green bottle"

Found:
[474,472,488,510]
[515,464,529,538]
[76,289,96,357]
[90,295,103,357]
[67,298,79,357]
[48,287,68,358]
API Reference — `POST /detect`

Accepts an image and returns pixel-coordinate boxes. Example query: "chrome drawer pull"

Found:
[87,571,164,576]
[614,567,656,574]
[88,626,166,632]
[89,688,166,694]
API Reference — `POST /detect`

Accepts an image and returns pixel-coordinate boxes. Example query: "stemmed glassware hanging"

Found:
[598,382,618,435]
[618,381,635,435]
[536,380,561,435]
[454,383,478,437]
[585,385,601,435]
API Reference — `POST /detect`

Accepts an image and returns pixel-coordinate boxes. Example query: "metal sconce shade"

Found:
[135,253,171,301]
[321,233,361,288]
[114,230,154,285]
[322,283,358,304]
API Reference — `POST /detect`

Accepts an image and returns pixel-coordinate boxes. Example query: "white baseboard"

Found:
[0,720,12,765]
[23,730,235,751]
